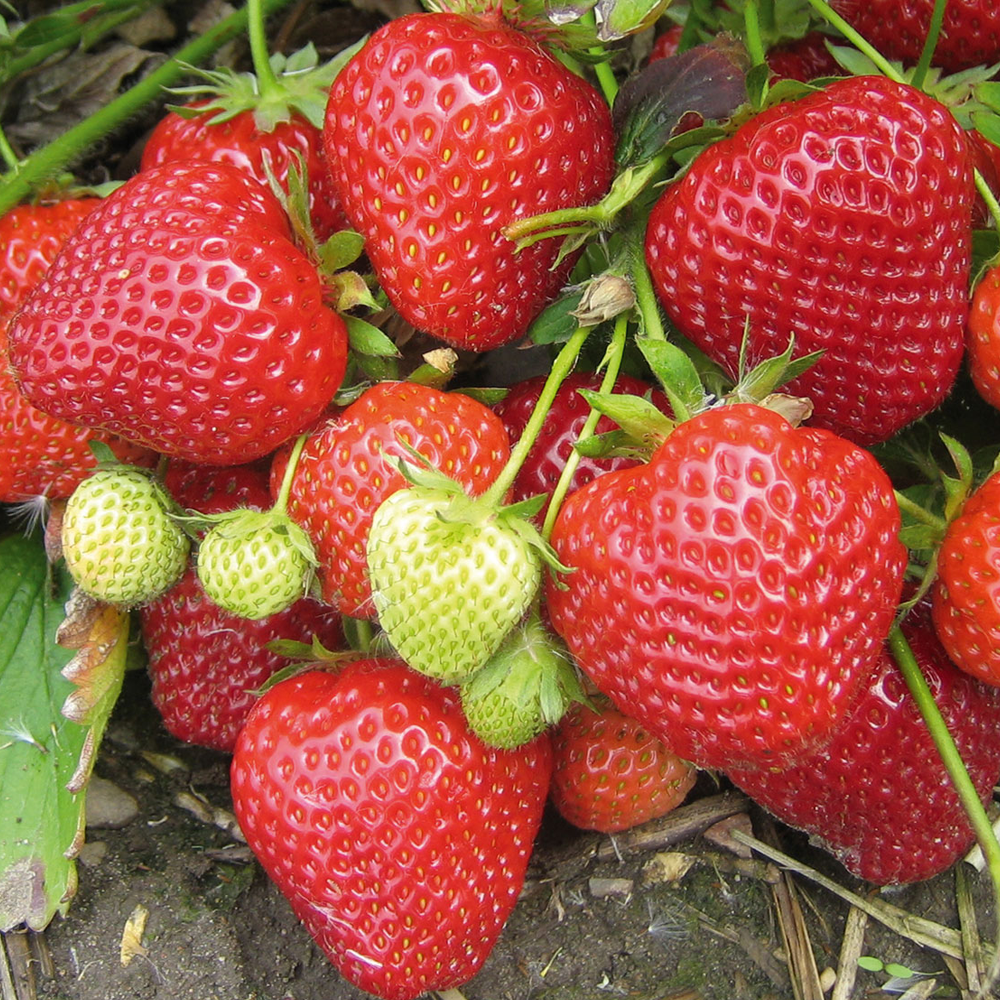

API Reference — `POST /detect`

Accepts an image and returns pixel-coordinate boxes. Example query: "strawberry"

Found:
[230,660,552,1000]
[6,161,348,466]
[273,380,510,617]
[544,402,907,772]
[323,10,616,351]
[367,481,543,683]
[549,696,698,834]
[142,460,341,751]
[932,469,1000,687]
[141,565,342,751]
[0,197,154,502]
[728,601,1000,884]
[645,75,973,446]
[142,103,347,241]
[965,265,1000,413]
[0,197,97,321]
[196,507,317,619]
[831,0,1000,74]
[493,371,672,516]
[61,465,189,605]
[459,616,585,749]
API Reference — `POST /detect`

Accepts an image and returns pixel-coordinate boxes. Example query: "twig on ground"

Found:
[957,865,986,995]
[731,830,969,961]
[831,906,867,1000]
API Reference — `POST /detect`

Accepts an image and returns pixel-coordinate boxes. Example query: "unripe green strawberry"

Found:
[196,509,316,620]
[460,617,585,749]
[62,467,189,605]
[367,485,543,683]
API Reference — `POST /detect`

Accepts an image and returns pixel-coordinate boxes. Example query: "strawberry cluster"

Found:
[5,0,1000,997]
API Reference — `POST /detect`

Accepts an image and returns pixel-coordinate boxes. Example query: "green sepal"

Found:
[938,432,975,524]
[528,290,586,345]
[576,388,675,453]
[333,272,381,313]
[636,335,710,422]
[730,334,824,404]
[0,538,127,931]
[165,39,365,131]
[343,319,388,358]
[319,230,367,272]
[594,0,672,42]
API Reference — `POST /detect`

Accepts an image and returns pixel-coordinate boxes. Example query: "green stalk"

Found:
[909,0,948,92]
[482,325,591,506]
[888,624,1000,987]
[0,0,296,215]
[246,0,282,99]
[541,314,628,540]
[976,168,1000,233]
[3,1,159,86]
[272,433,309,516]
[893,489,948,535]
[742,0,767,67]
[630,234,667,341]
[802,0,905,83]
[0,126,19,173]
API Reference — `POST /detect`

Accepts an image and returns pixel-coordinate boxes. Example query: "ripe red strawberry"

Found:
[831,0,1000,74]
[645,75,973,446]
[6,162,347,465]
[965,265,1000,412]
[764,31,841,82]
[141,102,348,242]
[273,380,510,617]
[141,566,342,751]
[549,696,697,834]
[230,660,552,1000]
[493,371,671,515]
[932,469,1000,687]
[0,198,154,501]
[324,10,616,351]
[728,601,1000,884]
[0,197,97,321]
[544,402,907,772]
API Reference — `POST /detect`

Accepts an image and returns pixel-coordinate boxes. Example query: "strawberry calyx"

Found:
[166,41,362,133]
[459,613,588,748]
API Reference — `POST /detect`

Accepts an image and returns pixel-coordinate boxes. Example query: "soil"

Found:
[10,670,995,1000]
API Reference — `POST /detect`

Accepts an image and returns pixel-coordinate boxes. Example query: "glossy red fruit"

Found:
[141,103,349,241]
[645,75,973,446]
[141,566,342,752]
[324,10,615,351]
[273,381,510,617]
[0,199,155,502]
[6,162,348,466]
[549,697,697,833]
[729,601,1000,884]
[230,660,552,1000]
[544,403,907,772]
[965,265,1000,412]
[932,470,1000,687]
[0,198,97,321]
[493,371,671,516]
[764,31,841,82]
[831,0,1000,74]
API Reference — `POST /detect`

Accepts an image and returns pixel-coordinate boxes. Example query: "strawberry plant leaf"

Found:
[0,534,124,931]
[636,335,710,422]
[594,0,671,42]
[344,316,400,358]
[613,38,749,169]
[528,290,585,345]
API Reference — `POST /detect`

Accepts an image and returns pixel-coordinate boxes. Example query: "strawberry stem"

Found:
[975,168,1000,233]
[909,0,947,92]
[801,0,905,84]
[0,125,19,173]
[541,313,628,540]
[887,624,1000,988]
[482,325,591,507]
[742,0,767,67]
[630,236,667,342]
[247,0,282,100]
[893,489,949,536]
[272,432,310,516]
[0,0,298,216]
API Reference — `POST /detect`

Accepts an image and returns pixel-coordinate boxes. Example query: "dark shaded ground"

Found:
[11,669,994,1000]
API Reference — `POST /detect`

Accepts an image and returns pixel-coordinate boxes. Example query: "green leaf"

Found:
[636,335,709,422]
[345,316,400,358]
[857,956,885,973]
[529,291,585,345]
[319,230,366,272]
[0,535,124,931]
[595,0,671,42]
